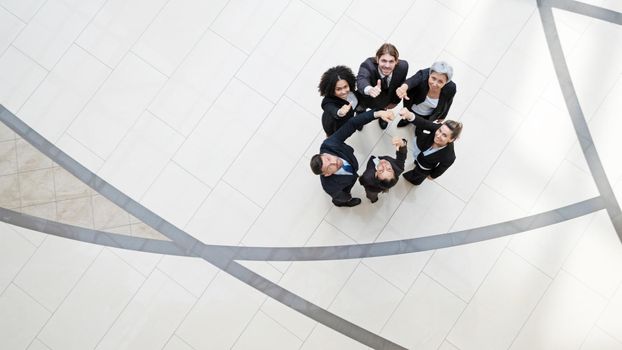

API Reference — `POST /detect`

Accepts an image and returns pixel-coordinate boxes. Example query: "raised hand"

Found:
[337,103,352,117]
[391,136,406,150]
[396,83,409,100]
[368,79,382,97]
[398,107,414,121]
[375,110,395,123]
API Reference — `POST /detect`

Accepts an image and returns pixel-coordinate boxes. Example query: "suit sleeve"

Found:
[395,142,407,170]
[403,68,425,90]
[321,98,341,120]
[436,83,456,120]
[430,154,455,178]
[328,110,376,143]
[356,59,374,93]
[412,114,437,130]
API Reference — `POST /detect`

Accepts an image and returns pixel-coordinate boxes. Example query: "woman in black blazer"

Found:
[396,61,456,126]
[398,108,463,185]
[318,65,362,137]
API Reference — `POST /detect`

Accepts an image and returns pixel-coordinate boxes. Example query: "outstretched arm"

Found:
[329,110,394,143]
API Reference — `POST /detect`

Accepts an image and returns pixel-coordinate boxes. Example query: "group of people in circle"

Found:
[310,43,464,207]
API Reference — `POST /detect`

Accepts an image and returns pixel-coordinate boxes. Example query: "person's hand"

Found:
[433,118,443,124]
[391,137,406,150]
[396,83,409,100]
[375,110,394,122]
[427,175,433,180]
[337,103,352,117]
[399,107,414,121]
[368,79,382,97]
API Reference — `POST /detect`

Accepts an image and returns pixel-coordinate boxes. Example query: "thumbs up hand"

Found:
[368,79,382,98]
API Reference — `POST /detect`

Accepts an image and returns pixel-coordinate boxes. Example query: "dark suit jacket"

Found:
[356,57,409,109]
[403,68,456,121]
[319,110,377,204]
[412,117,456,178]
[358,141,407,195]
[320,91,362,136]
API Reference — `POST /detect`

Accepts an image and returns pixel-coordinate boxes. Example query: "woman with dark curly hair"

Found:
[318,65,362,136]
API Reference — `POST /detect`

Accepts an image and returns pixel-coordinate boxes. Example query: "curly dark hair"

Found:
[318,65,356,97]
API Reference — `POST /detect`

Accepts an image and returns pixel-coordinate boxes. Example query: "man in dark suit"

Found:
[356,43,409,129]
[398,108,463,185]
[359,137,407,203]
[310,110,394,207]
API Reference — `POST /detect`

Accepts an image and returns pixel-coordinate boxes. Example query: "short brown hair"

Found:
[310,154,323,175]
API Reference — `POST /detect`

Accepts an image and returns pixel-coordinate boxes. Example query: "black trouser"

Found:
[402,165,429,185]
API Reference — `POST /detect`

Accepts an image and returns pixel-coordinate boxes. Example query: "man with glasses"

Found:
[310,110,394,207]
[358,137,407,203]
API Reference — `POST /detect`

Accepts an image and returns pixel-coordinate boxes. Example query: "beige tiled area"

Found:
[0,122,167,240]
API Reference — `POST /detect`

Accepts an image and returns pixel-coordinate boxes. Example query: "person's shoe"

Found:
[397,119,410,127]
[334,197,361,207]
[378,118,388,130]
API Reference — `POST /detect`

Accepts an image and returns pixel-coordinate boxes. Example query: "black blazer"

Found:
[356,57,409,109]
[358,142,407,194]
[403,68,456,121]
[319,110,377,203]
[412,117,456,178]
[320,91,362,136]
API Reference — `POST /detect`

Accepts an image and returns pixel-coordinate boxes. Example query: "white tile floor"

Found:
[1,0,622,349]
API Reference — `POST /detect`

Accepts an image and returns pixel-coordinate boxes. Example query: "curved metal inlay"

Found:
[1,1,620,349]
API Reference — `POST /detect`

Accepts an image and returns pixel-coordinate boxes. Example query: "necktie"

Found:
[342,163,353,174]
[381,76,389,91]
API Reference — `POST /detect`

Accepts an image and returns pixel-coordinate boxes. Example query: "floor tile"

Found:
[0,0,46,22]
[446,0,535,76]
[173,78,273,187]
[184,181,260,246]
[580,326,622,350]
[301,323,371,350]
[224,96,318,207]
[424,184,524,301]
[564,211,622,298]
[598,283,622,344]
[484,99,577,211]
[38,249,145,350]
[433,90,522,202]
[0,47,48,113]
[0,284,50,350]
[67,53,167,159]
[381,273,465,350]
[157,255,219,298]
[14,235,101,311]
[329,263,404,332]
[509,271,607,350]
[211,0,290,54]
[148,30,247,136]
[176,271,266,350]
[95,269,196,350]
[132,0,228,76]
[98,111,184,200]
[447,249,551,350]
[0,223,36,294]
[0,6,23,56]
[140,161,210,228]
[19,45,111,143]
[12,0,106,70]
[232,311,302,349]
[76,0,168,67]
[236,0,333,103]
